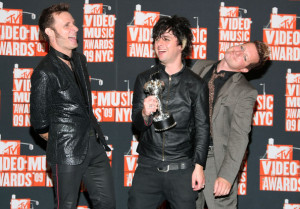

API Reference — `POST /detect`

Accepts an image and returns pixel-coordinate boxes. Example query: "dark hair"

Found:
[38,3,69,42]
[152,15,193,58]
[246,41,270,70]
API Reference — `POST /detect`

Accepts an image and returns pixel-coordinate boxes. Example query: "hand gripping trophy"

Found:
[144,79,176,132]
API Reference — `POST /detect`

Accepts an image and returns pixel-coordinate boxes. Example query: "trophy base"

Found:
[153,116,177,132]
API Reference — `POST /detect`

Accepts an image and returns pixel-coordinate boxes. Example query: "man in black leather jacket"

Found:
[128,16,210,209]
[30,3,115,209]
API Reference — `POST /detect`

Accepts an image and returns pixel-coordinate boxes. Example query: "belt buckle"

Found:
[157,165,170,172]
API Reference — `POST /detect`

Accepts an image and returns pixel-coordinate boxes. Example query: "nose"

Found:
[72,24,79,32]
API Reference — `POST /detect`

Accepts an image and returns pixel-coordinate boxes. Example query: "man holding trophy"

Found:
[128,15,210,209]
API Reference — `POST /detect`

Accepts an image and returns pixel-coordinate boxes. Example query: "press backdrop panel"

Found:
[0,0,299,208]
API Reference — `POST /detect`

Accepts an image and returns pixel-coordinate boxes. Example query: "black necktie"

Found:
[53,49,87,106]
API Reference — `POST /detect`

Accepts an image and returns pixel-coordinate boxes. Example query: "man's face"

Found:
[224,43,259,72]
[48,11,78,55]
[154,30,183,66]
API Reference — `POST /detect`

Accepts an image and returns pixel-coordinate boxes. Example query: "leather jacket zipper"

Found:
[162,75,172,161]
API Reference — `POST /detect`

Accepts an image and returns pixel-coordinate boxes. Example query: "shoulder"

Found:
[184,67,206,85]
[34,54,55,74]
[191,60,216,75]
[236,74,255,89]
[137,65,159,80]
[234,74,258,96]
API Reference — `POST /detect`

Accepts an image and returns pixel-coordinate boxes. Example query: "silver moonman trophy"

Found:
[144,79,176,132]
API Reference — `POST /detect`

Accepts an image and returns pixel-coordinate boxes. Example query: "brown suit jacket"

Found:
[192,60,258,184]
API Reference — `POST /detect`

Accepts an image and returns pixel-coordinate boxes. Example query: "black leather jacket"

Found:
[132,63,210,167]
[30,48,109,165]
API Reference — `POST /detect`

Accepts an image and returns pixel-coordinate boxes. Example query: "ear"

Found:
[45,28,54,38]
[240,68,249,73]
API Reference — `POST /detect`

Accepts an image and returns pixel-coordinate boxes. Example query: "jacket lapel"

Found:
[49,53,76,86]
[72,54,90,109]
[50,51,90,109]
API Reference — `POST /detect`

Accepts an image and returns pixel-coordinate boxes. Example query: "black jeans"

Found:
[128,164,198,209]
[50,131,115,209]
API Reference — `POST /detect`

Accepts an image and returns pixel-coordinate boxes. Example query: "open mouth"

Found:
[69,36,77,43]
[157,49,166,56]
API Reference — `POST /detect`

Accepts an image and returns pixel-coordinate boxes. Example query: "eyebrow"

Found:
[65,20,76,26]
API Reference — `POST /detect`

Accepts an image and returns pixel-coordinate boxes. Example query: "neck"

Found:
[51,44,72,58]
[164,60,183,75]
[51,46,73,70]
[217,59,233,73]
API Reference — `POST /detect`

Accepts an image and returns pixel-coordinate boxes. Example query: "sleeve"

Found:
[131,74,153,132]
[217,88,258,184]
[30,69,51,134]
[193,80,210,167]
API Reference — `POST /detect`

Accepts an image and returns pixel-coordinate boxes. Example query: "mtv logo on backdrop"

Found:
[10,194,39,209]
[10,199,30,209]
[286,70,300,84]
[84,3,103,14]
[219,2,238,17]
[271,14,296,30]
[284,199,300,209]
[0,9,23,24]
[13,67,33,79]
[267,144,293,160]
[134,9,159,26]
[0,140,20,155]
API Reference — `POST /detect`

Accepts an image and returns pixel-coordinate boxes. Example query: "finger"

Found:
[218,184,225,196]
[217,183,228,196]
[224,186,231,196]
[220,183,227,196]
[193,182,200,191]
[214,180,218,195]
[192,175,200,190]
[215,182,223,196]
[191,177,196,189]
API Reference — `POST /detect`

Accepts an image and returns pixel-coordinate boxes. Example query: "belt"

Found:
[157,162,192,172]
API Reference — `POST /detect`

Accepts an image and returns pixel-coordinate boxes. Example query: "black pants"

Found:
[128,165,198,209]
[50,132,115,209]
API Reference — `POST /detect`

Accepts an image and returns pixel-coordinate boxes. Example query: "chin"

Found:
[71,44,78,49]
